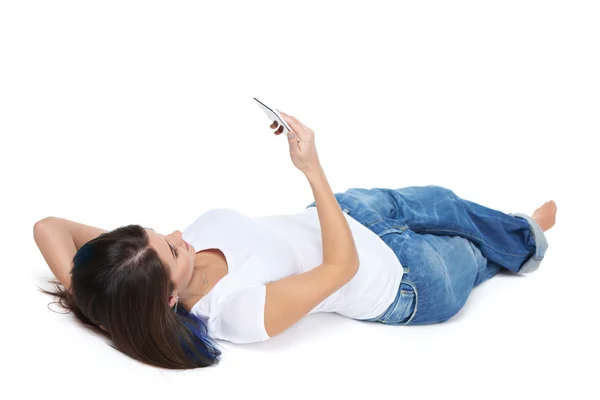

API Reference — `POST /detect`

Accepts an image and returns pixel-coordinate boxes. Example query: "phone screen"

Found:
[253,97,292,133]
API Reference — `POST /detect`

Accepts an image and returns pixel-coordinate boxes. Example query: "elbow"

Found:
[33,217,56,237]
[350,254,360,273]
[343,260,360,278]
[342,256,360,276]
[34,217,56,229]
[33,219,49,237]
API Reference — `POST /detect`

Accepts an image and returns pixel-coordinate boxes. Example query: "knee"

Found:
[426,185,457,199]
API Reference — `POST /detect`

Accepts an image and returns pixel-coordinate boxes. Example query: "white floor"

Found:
[14,201,598,399]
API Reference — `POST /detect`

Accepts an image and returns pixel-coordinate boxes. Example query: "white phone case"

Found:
[253,97,294,138]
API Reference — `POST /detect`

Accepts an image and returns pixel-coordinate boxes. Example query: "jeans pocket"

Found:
[380,281,416,325]
[398,280,418,324]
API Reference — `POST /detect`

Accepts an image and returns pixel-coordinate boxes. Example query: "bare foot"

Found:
[532,200,557,232]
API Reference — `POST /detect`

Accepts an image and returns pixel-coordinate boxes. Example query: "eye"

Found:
[170,243,179,258]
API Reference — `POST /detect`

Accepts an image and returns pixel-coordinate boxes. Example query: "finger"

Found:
[280,110,310,131]
[287,128,297,143]
[299,120,311,132]
[278,111,303,139]
[292,116,309,131]
[282,113,310,136]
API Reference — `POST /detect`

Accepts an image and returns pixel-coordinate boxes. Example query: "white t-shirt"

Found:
[181,207,403,344]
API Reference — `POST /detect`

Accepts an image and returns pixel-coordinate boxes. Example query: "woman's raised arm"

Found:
[33,217,108,290]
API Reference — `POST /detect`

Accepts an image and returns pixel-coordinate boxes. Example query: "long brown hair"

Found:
[38,224,222,369]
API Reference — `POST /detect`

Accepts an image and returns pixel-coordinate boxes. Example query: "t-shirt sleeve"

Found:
[215,285,271,344]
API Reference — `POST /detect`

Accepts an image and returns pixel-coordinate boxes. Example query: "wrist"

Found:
[302,164,324,179]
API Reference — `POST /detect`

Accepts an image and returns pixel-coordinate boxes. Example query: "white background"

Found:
[2,0,598,398]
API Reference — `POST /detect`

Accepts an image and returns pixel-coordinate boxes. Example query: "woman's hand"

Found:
[270,111,322,174]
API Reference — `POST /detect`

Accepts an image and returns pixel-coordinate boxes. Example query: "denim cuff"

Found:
[508,212,549,274]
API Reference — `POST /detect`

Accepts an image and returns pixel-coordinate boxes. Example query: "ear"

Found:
[169,294,178,308]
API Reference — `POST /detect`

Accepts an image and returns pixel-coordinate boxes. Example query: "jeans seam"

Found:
[364,218,383,227]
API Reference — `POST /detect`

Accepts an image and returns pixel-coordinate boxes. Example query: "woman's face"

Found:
[144,228,195,306]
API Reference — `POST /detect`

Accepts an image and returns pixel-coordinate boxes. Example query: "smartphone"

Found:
[253,97,295,139]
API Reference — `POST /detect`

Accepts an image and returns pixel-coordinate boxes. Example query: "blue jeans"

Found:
[305,185,548,325]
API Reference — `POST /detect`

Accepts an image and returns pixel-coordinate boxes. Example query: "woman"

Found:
[35,111,557,370]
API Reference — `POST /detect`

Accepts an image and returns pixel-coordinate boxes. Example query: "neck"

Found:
[179,256,211,311]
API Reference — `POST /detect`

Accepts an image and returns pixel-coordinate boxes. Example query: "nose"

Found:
[176,231,185,246]
[168,230,184,244]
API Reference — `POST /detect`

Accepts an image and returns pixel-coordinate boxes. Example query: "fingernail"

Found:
[288,132,295,139]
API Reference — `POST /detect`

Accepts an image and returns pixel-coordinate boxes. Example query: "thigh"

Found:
[337,185,541,274]
[389,229,486,325]
[336,185,459,224]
